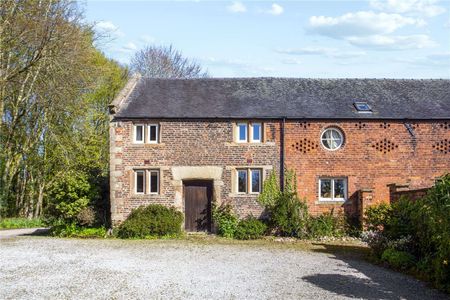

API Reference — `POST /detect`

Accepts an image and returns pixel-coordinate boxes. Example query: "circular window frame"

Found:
[320,127,345,151]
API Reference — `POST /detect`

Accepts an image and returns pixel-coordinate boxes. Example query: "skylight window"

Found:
[354,102,372,113]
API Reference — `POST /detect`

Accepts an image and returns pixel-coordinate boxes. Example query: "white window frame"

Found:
[135,170,145,194]
[133,124,145,144]
[147,124,159,144]
[320,127,344,151]
[318,177,347,202]
[236,169,248,193]
[236,123,248,143]
[250,123,262,143]
[149,170,159,194]
[250,169,262,194]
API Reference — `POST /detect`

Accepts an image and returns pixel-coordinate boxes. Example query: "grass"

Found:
[0,218,45,229]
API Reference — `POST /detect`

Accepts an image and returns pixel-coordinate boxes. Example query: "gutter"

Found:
[280,117,286,192]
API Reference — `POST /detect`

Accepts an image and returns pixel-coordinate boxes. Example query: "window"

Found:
[135,170,145,194]
[236,169,262,194]
[237,123,247,143]
[236,122,263,143]
[354,102,372,113]
[321,128,344,151]
[134,124,144,143]
[251,123,262,143]
[149,170,159,194]
[148,124,159,143]
[319,178,347,201]
[250,169,261,193]
[237,169,247,193]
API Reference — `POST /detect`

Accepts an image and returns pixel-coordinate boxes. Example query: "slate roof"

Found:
[113,77,450,120]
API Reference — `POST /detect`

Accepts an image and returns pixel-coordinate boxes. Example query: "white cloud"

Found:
[445,19,450,28]
[309,11,425,38]
[94,21,124,37]
[276,47,366,58]
[370,0,446,17]
[119,42,138,53]
[227,1,246,13]
[267,3,284,15]
[347,34,437,50]
[139,35,156,44]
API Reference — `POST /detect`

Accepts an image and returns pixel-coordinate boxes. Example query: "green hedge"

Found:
[117,204,183,238]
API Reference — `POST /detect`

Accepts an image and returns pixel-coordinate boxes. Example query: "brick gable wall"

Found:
[110,119,450,225]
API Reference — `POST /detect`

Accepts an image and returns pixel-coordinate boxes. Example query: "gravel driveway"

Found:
[0,236,447,300]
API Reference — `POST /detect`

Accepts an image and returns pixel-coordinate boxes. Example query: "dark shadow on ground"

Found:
[303,243,448,300]
[21,228,50,236]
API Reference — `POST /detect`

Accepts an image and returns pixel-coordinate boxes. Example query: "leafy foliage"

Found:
[0,218,44,229]
[364,203,392,231]
[212,203,238,238]
[234,216,267,240]
[50,224,107,238]
[117,205,184,238]
[270,192,309,238]
[381,248,416,270]
[257,171,280,209]
[308,211,345,238]
[363,174,450,293]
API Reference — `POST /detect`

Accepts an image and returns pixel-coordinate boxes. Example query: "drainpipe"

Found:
[280,117,286,192]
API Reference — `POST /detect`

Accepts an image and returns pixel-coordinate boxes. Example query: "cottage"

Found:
[109,76,450,231]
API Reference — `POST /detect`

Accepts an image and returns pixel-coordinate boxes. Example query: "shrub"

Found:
[212,203,238,238]
[308,211,345,238]
[361,230,390,256]
[270,192,309,238]
[117,204,183,238]
[234,216,267,240]
[381,248,416,270]
[257,171,280,210]
[364,203,391,231]
[45,172,96,226]
[77,207,96,227]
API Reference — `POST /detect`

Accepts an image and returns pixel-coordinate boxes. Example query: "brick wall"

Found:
[283,120,450,216]
[110,118,450,224]
[110,119,281,223]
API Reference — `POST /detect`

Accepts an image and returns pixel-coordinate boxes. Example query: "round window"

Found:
[321,128,344,150]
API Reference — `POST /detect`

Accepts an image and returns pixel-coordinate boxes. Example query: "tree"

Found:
[130,45,208,78]
[0,0,128,221]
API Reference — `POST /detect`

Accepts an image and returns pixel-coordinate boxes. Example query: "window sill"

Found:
[225,142,275,146]
[130,143,166,147]
[315,199,346,205]
[229,193,260,197]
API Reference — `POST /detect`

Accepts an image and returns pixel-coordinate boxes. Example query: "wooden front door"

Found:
[184,180,212,232]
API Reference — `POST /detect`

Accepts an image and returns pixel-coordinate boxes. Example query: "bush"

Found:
[77,207,96,227]
[363,174,450,293]
[308,212,345,238]
[234,216,267,240]
[270,192,309,238]
[117,204,183,238]
[364,203,391,231]
[45,172,98,226]
[0,218,44,229]
[381,248,416,270]
[212,203,238,238]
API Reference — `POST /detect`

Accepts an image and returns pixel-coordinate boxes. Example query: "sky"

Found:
[85,0,450,78]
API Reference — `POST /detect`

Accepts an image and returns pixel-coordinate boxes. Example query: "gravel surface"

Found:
[0,237,447,300]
